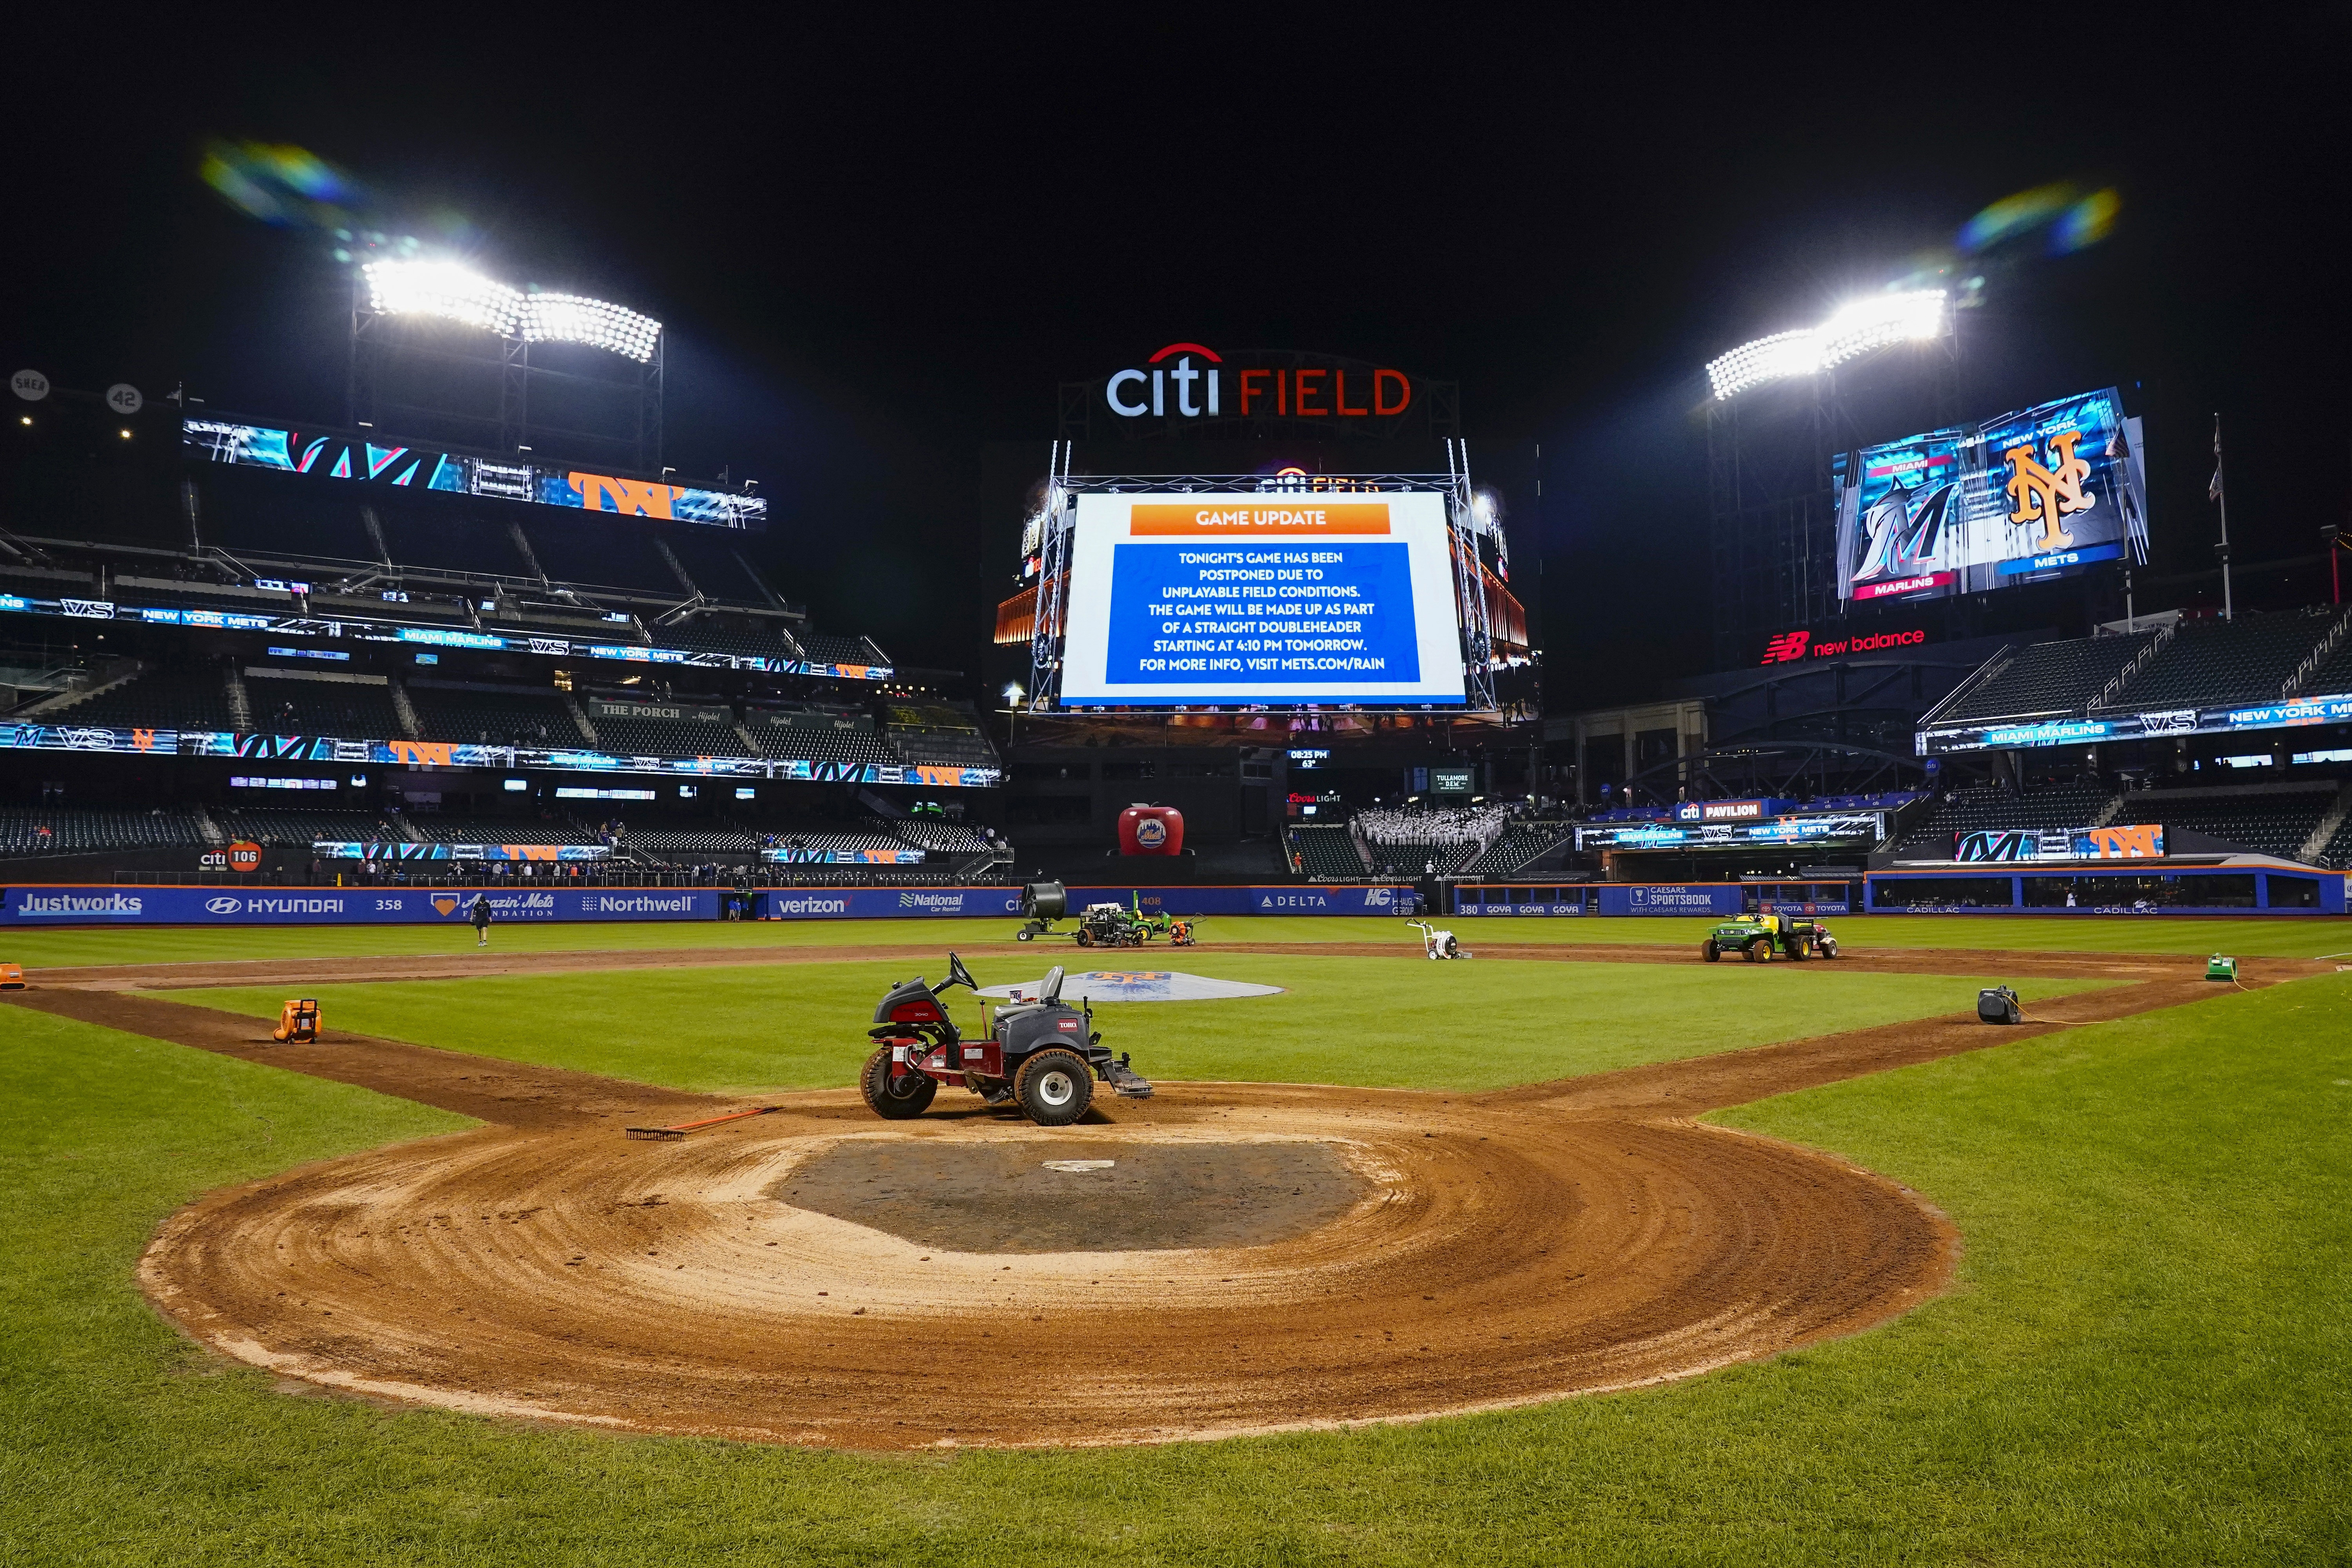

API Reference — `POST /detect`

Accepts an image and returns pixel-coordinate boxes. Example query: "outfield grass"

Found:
[5,910,2347,969]
[168,954,2107,1094]
[5,971,2347,1563]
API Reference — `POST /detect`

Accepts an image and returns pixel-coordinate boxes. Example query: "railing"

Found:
[2093,622,2175,709]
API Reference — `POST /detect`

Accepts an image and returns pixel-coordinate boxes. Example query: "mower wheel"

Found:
[860,1046,937,1120]
[1742,940,1760,962]
[1076,929,1093,948]
[1702,938,1720,963]
[1014,1047,1094,1126]
[1789,939,1809,961]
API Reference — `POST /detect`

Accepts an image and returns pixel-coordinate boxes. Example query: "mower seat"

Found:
[1040,965,1065,1003]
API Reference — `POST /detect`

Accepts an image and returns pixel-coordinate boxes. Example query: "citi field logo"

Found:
[1105,345,1412,421]
[1132,817,1169,850]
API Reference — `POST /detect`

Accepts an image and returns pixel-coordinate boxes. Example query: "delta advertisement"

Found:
[183,420,766,529]
[0,883,1411,925]
[1954,825,2165,862]
[1834,388,2149,604]
[1056,493,1467,707]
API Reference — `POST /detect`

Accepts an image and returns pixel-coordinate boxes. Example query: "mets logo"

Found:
[2004,430,2096,550]
[432,895,459,916]
[1134,817,1169,849]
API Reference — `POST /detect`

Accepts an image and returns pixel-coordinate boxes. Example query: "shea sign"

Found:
[1056,491,1468,706]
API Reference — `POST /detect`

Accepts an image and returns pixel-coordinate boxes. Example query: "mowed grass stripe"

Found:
[3,968,2346,1562]
[163,954,2110,1094]
[6,911,2347,970]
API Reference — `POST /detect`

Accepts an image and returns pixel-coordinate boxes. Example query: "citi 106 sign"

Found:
[1104,344,1412,422]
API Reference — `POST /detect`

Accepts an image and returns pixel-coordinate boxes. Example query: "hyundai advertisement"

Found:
[1056,492,1467,707]
[1833,388,2149,603]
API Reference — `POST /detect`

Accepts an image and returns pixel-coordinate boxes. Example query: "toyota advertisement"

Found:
[1055,492,1467,707]
[1833,388,2149,603]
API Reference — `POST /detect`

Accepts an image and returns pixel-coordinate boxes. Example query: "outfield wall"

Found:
[0,883,1413,925]
[1863,867,2349,915]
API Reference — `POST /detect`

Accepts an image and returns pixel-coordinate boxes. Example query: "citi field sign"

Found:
[1102,344,1413,423]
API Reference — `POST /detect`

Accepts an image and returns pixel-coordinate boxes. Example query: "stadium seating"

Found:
[0,808,205,858]
[1459,822,1575,877]
[405,682,586,747]
[797,632,887,667]
[198,473,382,563]
[624,826,757,855]
[243,671,405,737]
[665,537,778,604]
[36,663,238,731]
[1937,633,2158,722]
[2112,784,2337,861]
[1288,824,1368,878]
[214,807,401,845]
[893,819,994,855]
[585,708,757,759]
[2096,611,2337,711]
[746,710,899,767]
[886,701,1003,771]
[1895,780,2118,855]
[2295,632,2352,697]
[518,518,686,595]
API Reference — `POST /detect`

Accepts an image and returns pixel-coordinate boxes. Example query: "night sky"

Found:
[9,13,2346,703]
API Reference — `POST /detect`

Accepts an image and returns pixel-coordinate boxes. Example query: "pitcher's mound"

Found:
[777,1139,1362,1252]
[976,971,1284,1001]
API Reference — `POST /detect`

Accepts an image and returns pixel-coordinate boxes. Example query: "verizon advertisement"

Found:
[1057,492,1467,707]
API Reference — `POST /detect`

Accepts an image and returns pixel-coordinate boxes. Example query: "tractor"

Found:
[1702,911,1839,963]
[859,952,1153,1126]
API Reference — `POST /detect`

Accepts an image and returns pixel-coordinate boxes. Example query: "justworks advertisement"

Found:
[1058,492,1466,706]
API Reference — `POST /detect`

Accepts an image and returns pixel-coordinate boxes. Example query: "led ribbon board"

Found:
[1056,492,1467,707]
[183,421,765,530]
[1955,825,2165,862]
[1832,388,2148,603]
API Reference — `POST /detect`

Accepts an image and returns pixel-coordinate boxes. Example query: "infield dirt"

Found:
[5,943,2315,1449]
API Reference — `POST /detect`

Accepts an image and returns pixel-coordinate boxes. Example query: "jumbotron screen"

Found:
[1831,388,2147,603]
[1057,492,1467,707]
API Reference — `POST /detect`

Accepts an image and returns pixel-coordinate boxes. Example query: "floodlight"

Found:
[1705,289,1948,399]
[518,292,662,363]
[360,261,661,362]
[362,259,522,334]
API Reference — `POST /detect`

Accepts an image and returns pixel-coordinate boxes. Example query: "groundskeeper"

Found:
[471,894,494,947]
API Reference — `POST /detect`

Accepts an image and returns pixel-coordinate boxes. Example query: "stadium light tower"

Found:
[1700,287,1959,671]
[349,259,665,470]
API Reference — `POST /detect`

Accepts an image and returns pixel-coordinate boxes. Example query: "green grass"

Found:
[5,968,2348,1562]
[166,955,2108,1094]
[6,910,2347,969]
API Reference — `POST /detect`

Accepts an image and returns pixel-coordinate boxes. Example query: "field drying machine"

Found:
[860,952,1153,1127]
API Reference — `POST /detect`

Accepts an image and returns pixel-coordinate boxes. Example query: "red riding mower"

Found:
[859,953,1154,1127]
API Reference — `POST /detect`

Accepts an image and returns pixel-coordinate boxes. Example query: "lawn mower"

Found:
[1702,912,1838,963]
[1408,920,1471,959]
[859,952,1153,1126]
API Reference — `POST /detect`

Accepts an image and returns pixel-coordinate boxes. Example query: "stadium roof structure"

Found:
[1916,606,2352,756]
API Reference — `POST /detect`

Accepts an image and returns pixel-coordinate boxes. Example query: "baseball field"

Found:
[4,913,2349,1563]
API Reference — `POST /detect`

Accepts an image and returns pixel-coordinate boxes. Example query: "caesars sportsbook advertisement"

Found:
[1056,492,1468,707]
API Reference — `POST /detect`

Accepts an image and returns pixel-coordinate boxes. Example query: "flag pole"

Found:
[2210,414,2233,621]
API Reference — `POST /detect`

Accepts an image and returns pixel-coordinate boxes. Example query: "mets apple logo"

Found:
[1134,817,1168,849]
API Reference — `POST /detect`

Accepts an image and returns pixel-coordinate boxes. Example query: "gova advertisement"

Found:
[1056,492,1466,707]
[1833,388,2149,603]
